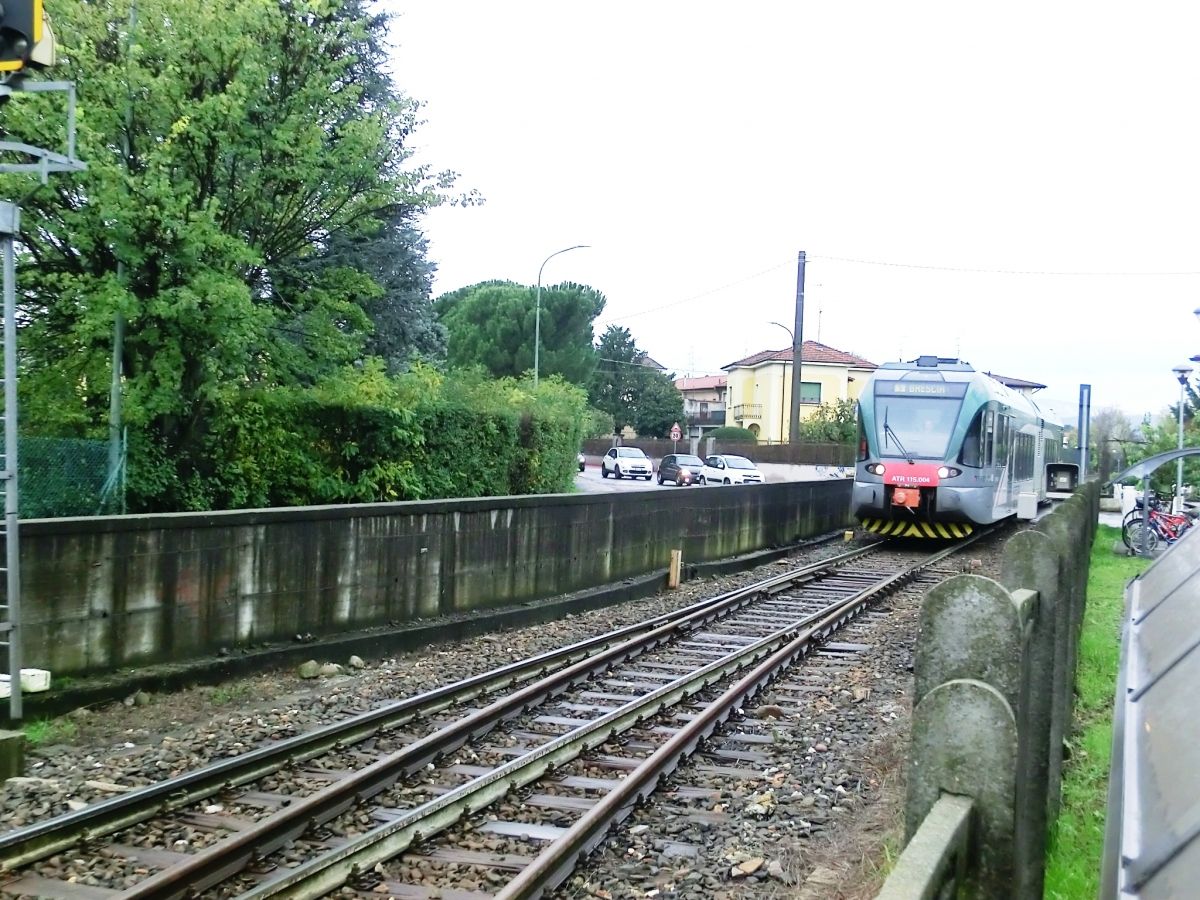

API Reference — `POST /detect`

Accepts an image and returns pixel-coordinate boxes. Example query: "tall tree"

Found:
[296,211,445,373]
[588,325,682,436]
[589,326,639,433]
[1090,406,1138,485]
[633,369,685,438]
[11,0,460,508]
[435,280,604,384]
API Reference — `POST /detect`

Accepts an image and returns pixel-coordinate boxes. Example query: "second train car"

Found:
[852,356,1068,537]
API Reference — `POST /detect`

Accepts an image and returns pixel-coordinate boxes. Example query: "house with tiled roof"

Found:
[721,340,877,442]
[673,375,728,439]
[984,372,1047,395]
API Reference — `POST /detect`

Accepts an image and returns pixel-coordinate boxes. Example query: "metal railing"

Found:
[732,403,762,419]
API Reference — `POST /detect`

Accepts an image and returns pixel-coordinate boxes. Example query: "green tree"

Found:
[632,369,684,437]
[588,325,682,436]
[11,0,461,509]
[589,325,641,433]
[299,211,445,373]
[435,280,604,384]
[797,399,858,443]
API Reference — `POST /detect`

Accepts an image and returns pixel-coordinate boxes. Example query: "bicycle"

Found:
[1122,500,1196,555]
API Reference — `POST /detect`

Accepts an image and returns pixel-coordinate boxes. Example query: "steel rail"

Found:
[0,539,876,871]
[88,543,886,899]
[226,537,973,900]
[494,533,988,899]
[235,592,867,899]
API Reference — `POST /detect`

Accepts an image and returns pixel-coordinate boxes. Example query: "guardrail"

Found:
[1100,514,1200,897]
[878,482,1100,898]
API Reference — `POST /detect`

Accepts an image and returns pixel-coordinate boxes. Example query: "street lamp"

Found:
[769,321,792,443]
[534,244,589,388]
[1173,363,1193,508]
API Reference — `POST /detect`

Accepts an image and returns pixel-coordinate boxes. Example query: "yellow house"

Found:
[722,340,877,442]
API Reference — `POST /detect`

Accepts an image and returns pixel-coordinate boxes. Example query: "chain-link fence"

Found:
[19,436,125,518]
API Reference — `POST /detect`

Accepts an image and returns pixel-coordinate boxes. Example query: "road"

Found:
[574,465,692,494]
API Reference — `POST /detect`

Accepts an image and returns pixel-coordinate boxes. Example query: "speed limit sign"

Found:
[670,423,682,441]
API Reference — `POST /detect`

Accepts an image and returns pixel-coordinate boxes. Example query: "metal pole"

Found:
[1,203,21,720]
[789,251,806,443]
[108,1,137,492]
[1172,365,1192,507]
[1077,383,1091,482]
[533,244,589,388]
[1178,381,1186,502]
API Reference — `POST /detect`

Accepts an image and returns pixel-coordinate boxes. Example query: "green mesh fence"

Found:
[19,436,124,519]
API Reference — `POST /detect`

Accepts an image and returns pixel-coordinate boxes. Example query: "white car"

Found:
[700,454,764,485]
[601,446,654,480]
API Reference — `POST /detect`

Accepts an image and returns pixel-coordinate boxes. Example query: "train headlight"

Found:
[937,466,961,478]
[866,463,886,476]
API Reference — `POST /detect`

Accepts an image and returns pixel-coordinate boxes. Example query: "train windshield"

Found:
[872,375,969,461]
[876,398,962,458]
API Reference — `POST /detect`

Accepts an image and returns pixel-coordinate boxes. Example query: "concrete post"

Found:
[0,729,23,779]
[913,575,1038,898]
[907,679,1018,895]
[1000,530,1063,895]
[914,575,1033,710]
[1036,512,1081,726]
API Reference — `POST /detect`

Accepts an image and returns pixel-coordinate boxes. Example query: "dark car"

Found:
[658,453,704,486]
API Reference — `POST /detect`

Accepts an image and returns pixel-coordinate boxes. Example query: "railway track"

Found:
[0,532,988,899]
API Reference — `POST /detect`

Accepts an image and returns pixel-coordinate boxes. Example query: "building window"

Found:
[800,382,821,404]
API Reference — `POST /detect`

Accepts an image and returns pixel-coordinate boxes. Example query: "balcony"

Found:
[732,404,763,420]
[686,410,726,427]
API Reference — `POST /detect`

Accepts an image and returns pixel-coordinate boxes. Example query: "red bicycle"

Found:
[1122,501,1196,555]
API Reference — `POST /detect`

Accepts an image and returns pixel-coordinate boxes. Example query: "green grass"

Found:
[210,682,253,705]
[23,717,78,746]
[1043,525,1147,899]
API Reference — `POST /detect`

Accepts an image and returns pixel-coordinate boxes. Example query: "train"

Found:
[852,356,1077,538]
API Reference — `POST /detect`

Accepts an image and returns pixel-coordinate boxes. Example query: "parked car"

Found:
[658,453,704,486]
[700,454,764,485]
[578,451,586,472]
[601,446,654,480]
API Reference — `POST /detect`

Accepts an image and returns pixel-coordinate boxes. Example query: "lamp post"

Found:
[534,244,589,388]
[1174,364,1193,510]
[769,321,792,443]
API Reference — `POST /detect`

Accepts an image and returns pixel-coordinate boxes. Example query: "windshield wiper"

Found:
[883,407,914,464]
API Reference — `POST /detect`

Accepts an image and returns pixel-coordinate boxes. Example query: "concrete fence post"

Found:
[999,530,1062,895]
[907,678,1019,894]
[913,575,1038,897]
[1035,511,1081,725]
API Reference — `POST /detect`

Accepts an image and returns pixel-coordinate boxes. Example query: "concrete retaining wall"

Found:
[22,481,852,676]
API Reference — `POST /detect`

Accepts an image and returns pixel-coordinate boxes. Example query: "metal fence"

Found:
[20,436,124,519]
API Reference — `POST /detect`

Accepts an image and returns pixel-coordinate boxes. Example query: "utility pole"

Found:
[788,251,806,443]
[108,1,136,496]
[0,6,87,719]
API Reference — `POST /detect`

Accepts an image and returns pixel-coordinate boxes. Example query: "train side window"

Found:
[983,409,995,467]
[857,417,869,461]
[959,409,984,467]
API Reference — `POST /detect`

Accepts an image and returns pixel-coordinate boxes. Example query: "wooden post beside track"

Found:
[668,550,682,589]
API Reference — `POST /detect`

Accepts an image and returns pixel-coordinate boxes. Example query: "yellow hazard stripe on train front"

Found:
[859,519,973,538]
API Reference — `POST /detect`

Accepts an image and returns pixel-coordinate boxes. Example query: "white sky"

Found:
[381,1,1200,423]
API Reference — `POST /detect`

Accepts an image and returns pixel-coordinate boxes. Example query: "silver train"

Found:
[852,356,1075,538]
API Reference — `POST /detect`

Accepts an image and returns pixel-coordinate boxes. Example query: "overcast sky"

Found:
[381,1,1200,425]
